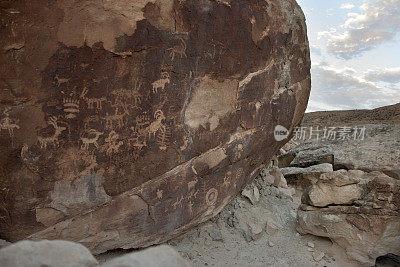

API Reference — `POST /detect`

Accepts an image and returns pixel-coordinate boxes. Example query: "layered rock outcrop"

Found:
[0,0,310,253]
[297,170,400,265]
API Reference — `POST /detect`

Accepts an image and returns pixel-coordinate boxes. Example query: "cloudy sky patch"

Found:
[297,0,400,112]
[340,3,355,10]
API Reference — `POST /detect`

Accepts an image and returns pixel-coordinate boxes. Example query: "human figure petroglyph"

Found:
[37,116,66,149]
[131,90,142,107]
[233,168,244,188]
[156,189,163,199]
[151,72,170,94]
[167,38,187,61]
[0,107,19,137]
[188,200,194,215]
[80,129,103,150]
[223,171,232,187]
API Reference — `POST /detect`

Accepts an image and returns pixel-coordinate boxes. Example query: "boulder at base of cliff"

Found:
[0,240,98,267]
[102,245,191,267]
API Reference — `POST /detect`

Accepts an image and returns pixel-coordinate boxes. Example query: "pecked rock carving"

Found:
[0,0,310,254]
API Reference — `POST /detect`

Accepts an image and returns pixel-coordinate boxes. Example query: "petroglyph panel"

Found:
[0,0,311,253]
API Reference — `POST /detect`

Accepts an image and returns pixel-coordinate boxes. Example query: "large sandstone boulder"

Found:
[102,245,191,267]
[0,240,98,267]
[297,170,400,265]
[0,0,310,253]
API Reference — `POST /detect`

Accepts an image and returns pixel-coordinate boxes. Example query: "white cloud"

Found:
[364,67,400,84]
[323,0,400,59]
[340,3,355,10]
[307,64,400,111]
[310,45,322,55]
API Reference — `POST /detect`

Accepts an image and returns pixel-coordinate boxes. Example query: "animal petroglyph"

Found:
[87,97,106,110]
[0,107,19,137]
[138,110,166,140]
[188,177,198,191]
[167,38,187,61]
[112,80,143,107]
[54,74,70,87]
[104,106,129,130]
[37,116,66,149]
[151,72,170,94]
[80,129,103,150]
[80,87,106,110]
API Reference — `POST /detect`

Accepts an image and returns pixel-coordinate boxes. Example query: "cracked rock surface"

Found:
[0,0,310,253]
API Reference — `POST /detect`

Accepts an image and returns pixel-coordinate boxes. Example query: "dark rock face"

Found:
[0,0,310,253]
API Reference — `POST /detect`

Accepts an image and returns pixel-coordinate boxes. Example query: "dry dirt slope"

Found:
[302,102,400,127]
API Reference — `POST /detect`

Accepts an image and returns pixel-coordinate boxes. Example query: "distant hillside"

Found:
[302,103,400,127]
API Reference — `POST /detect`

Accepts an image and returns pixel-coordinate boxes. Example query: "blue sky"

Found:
[297,0,400,111]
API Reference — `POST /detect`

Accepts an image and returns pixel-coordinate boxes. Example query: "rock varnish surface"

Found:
[0,0,310,253]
